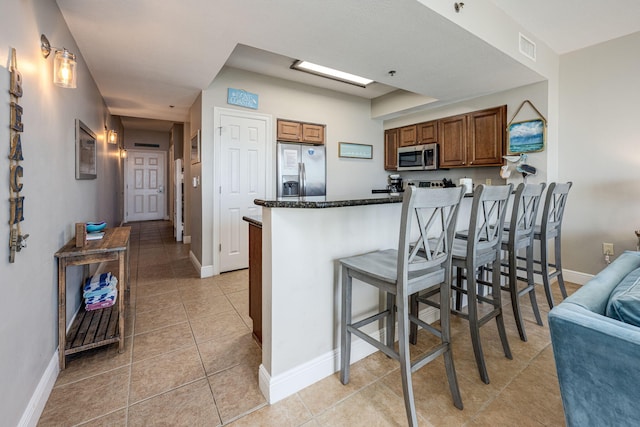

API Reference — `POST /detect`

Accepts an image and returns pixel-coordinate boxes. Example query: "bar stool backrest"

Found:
[398,186,464,281]
[510,182,546,245]
[540,182,573,239]
[465,184,513,262]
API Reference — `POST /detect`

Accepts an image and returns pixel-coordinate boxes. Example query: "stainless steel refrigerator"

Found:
[277,142,326,197]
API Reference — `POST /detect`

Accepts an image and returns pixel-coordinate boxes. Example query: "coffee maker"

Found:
[387,174,403,195]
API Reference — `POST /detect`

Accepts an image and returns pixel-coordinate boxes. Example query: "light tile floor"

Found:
[39,220,575,426]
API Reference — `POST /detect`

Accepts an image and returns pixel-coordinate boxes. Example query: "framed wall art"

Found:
[508,119,545,153]
[190,129,200,164]
[507,99,547,154]
[75,119,97,179]
[338,142,373,159]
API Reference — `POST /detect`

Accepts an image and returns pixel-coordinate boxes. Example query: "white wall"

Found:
[188,94,202,259]
[559,32,640,275]
[0,1,119,424]
[194,67,387,272]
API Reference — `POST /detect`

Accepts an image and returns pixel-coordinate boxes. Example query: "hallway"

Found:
[39,220,571,426]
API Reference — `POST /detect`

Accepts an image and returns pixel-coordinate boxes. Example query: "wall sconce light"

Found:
[107,129,118,145]
[40,34,77,88]
[120,149,127,159]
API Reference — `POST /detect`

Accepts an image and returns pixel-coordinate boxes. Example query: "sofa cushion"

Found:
[606,267,640,326]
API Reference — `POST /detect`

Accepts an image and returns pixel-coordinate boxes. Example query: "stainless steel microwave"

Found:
[397,143,438,171]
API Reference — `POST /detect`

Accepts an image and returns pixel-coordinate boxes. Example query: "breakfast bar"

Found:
[252,193,468,403]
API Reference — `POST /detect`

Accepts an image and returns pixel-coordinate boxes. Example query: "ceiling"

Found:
[488,0,640,55]
[55,0,640,131]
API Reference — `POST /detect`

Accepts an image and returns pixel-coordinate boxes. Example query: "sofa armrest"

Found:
[549,303,640,427]
[565,251,640,314]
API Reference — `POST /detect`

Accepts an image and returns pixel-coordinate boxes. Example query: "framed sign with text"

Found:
[227,88,258,110]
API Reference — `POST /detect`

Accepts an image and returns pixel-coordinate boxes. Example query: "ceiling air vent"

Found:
[519,33,536,61]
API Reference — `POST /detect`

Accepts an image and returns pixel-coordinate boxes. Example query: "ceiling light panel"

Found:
[291,60,374,87]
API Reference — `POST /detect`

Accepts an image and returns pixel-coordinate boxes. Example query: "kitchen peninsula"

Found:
[251,193,450,404]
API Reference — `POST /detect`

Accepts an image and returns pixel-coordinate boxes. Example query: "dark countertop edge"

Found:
[254,196,404,209]
[242,215,263,227]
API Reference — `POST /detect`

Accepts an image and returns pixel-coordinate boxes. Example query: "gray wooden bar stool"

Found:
[499,182,546,342]
[339,186,464,427]
[416,184,513,384]
[534,181,573,308]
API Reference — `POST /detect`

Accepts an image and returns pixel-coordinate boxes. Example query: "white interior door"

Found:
[219,112,266,272]
[125,150,166,222]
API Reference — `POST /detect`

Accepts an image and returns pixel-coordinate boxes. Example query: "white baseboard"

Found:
[562,268,592,286]
[259,331,379,404]
[200,265,214,278]
[18,350,59,427]
[189,250,201,274]
[259,305,439,404]
[188,250,214,278]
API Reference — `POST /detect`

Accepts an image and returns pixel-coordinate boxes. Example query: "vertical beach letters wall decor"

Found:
[8,48,28,262]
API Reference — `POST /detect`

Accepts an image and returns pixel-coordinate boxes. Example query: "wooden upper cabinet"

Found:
[438,105,506,168]
[439,114,468,168]
[277,120,302,141]
[384,128,399,171]
[417,121,438,144]
[382,105,506,171]
[467,105,506,166]
[277,119,325,144]
[301,123,324,144]
[399,125,417,147]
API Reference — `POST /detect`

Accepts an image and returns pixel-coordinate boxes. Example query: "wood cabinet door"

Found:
[467,105,506,166]
[384,128,399,170]
[439,115,467,167]
[417,121,438,144]
[399,125,417,147]
[277,120,301,141]
[302,123,324,144]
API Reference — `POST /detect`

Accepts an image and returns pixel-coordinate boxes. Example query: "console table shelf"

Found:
[65,304,120,353]
[55,226,131,369]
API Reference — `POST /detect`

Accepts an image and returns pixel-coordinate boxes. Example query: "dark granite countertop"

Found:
[242,215,263,226]
[254,194,404,209]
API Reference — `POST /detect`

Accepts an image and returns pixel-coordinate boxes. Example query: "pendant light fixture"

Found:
[40,34,77,88]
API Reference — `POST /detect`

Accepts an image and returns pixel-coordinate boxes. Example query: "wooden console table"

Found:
[54,226,131,369]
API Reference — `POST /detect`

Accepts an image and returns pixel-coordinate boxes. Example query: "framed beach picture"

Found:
[75,119,97,179]
[508,119,545,154]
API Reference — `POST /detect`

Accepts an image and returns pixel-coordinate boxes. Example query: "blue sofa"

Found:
[549,251,640,427]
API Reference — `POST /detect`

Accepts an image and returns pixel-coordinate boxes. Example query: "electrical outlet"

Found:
[603,243,614,256]
[486,178,492,185]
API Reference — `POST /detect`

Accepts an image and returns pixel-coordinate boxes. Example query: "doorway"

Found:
[216,108,272,273]
[124,150,167,222]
